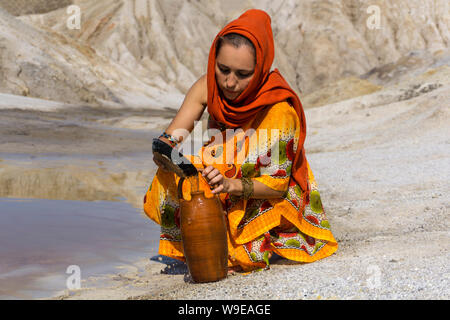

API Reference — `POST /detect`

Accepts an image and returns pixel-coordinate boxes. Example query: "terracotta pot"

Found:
[178,177,228,283]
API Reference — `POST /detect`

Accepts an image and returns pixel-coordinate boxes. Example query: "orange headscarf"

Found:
[207,9,309,193]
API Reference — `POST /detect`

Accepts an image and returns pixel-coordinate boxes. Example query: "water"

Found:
[0,198,160,299]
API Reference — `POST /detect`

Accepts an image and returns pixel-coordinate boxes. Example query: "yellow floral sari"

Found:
[143,101,338,271]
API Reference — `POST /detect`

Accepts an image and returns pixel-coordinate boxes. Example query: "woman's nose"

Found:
[225,74,237,88]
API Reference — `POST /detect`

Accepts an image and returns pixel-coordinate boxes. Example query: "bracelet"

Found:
[159,132,180,147]
[241,177,254,200]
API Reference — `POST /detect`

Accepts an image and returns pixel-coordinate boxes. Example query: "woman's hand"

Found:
[201,165,237,194]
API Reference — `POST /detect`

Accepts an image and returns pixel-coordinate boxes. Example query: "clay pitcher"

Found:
[177,177,228,283]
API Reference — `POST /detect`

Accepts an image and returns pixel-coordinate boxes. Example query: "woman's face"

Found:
[215,42,255,101]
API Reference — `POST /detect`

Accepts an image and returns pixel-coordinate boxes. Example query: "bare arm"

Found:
[227,177,285,198]
[154,75,207,170]
[162,74,207,143]
[201,166,286,199]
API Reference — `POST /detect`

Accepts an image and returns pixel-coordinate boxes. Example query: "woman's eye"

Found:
[219,66,230,74]
[237,72,252,78]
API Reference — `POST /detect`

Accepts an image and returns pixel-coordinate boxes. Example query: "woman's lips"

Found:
[224,88,238,96]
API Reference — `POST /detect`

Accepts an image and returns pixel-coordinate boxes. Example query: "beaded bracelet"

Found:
[241,177,254,200]
[159,132,180,147]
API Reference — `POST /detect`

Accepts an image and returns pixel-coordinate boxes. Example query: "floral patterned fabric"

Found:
[143,101,338,271]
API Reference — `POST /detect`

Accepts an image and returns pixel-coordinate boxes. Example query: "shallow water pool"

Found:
[0,198,160,299]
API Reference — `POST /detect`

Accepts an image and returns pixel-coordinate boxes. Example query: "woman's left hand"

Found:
[200,165,233,194]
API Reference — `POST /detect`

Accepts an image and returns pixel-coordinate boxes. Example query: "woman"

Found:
[144,9,338,272]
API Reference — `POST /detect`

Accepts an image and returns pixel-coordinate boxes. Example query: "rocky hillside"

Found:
[1,0,449,109]
[0,0,73,16]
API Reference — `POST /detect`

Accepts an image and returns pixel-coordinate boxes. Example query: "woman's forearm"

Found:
[227,178,285,199]
[163,75,207,143]
[164,103,205,141]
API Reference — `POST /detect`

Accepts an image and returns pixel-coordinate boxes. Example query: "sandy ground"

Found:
[0,65,449,300]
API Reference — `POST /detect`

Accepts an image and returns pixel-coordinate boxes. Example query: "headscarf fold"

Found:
[207,9,309,193]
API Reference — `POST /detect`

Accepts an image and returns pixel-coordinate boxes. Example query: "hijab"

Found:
[207,9,309,193]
